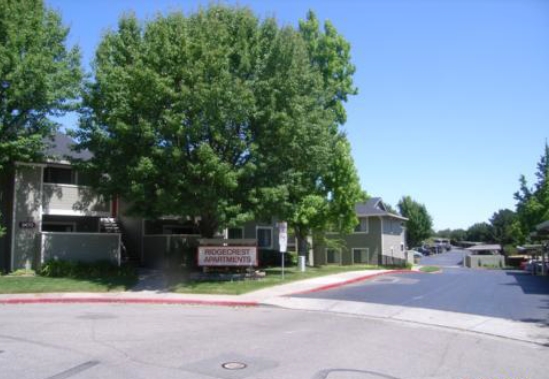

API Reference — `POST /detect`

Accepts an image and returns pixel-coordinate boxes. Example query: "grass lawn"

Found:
[169,264,400,295]
[0,275,138,294]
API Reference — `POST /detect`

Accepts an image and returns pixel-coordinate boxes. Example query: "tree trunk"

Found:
[295,226,309,258]
[199,213,218,239]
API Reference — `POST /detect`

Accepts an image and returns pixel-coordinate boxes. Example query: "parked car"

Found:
[416,246,431,256]
[523,259,549,274]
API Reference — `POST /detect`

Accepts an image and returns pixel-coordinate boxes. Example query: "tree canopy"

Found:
[489,209,520,247]
[0,0,81,236]
[397,196,433,248]
[514,143,549,240]
[0,0,81,170]
[464,222,493,243]
[75,5,361,241]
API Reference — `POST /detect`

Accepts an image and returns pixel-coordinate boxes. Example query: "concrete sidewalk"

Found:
[0,269,397,306]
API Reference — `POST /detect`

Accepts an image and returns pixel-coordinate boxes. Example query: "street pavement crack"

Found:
[312,368,402,379]
[44,361,99,379]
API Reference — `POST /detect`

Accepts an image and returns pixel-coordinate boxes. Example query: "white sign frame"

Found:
[278,222,288,253]
[198,246,258,267]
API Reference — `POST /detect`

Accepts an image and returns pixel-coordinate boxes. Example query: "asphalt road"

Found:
[418,249,469,267]
[1,304,547,379]
[294,250,549,323]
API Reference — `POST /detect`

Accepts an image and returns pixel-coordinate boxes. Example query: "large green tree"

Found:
[514,143,549,240]
[0,0,81,235]
[397,196,433,248]
[465,222,493,243]
[489,209,520,248]
[278,11,360,255]
[75,6,361,242]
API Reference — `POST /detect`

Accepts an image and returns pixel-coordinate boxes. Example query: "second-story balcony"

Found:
[42,183,110,217]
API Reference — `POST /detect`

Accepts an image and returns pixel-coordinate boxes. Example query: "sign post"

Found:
[279,222,287,280]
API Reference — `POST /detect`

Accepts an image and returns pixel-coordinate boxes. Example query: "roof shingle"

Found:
[42,132,92,162]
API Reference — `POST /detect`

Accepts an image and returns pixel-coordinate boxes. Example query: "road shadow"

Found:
[504,271,549,326]
[130,269,170,292]
[504,270,549,295]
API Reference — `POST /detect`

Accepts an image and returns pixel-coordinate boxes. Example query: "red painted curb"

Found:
[0,297,258,307]
[290,270,420,296]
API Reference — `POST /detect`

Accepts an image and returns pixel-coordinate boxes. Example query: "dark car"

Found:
[416,246,431,256]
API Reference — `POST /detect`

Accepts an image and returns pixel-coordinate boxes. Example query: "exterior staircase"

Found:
[100,218,139,265]
[100,217,121,233]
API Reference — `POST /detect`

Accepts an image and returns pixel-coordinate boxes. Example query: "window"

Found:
[354,217,369,233]
[44,167,75,185]
[162,225,197,234]
[228,227,244,239]
[257,227,272,248]
[42,222,74,232]
[352,248,370,264]
[326,248,342,264]
[385,219,397,234]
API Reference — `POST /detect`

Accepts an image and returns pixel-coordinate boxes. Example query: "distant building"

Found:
[315,197,408,266]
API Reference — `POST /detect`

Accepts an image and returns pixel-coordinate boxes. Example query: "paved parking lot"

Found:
[294,251,549,323]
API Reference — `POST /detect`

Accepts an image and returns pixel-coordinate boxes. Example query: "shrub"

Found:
[40,260,136,278]
[9,269,36,277]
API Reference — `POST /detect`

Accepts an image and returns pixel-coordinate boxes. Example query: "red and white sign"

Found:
[198,246,258,267]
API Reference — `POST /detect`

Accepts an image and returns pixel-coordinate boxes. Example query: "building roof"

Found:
[355,197,407,220]
[42,132,92,162]
[466,244,502,252]
[536,220,549,232]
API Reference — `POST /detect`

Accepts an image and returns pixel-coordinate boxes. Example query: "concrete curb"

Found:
[289,270,418,296]
[263,296,549,346]
[0,297,258,307]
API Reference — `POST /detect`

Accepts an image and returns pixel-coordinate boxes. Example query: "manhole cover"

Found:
[222,362,247,370]
[181,353,277,379]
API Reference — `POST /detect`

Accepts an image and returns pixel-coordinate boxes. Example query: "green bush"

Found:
[9,269,36,277]
[40,260,136,278]
[258,249,296,267]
